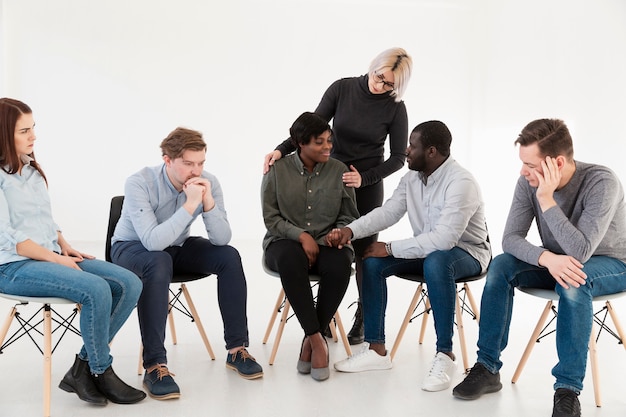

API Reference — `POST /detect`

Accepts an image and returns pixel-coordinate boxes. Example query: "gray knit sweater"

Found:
[502,161,626,265]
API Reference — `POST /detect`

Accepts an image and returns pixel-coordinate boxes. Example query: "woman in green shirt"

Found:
[261,112,359,381]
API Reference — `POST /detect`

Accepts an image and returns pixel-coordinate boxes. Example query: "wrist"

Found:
[385,242,394,257]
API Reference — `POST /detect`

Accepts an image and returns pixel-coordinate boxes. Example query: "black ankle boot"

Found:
[58,355,108,405]
[91,365,146,404]
[347,301,364,345]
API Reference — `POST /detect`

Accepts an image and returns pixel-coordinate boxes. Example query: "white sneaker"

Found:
[333,343,392,373]
[422,352,457,391]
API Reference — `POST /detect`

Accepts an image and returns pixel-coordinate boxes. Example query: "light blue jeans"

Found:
[0,258,142,374]
[476,253,626,393]
[362,247,482,353]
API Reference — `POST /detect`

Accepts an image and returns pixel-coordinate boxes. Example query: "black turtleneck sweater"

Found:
[275,74,408,188]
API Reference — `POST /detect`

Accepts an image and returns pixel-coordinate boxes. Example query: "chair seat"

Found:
[391,271,487,371]
[518,287,626,303]
[397,272,486,284]
[0,291,80,417]
[171,272,208,284]
[262,257,353,364]
[0,293,76,305]
[512,287,626,407]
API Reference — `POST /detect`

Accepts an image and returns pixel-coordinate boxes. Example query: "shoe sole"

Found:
[334,363,392,373]
[452,383,503,400]
[310,367,329,381]
[142,383,181,400]
[225,363,264,380]
[422,381,452,392]
[58,381,108,406]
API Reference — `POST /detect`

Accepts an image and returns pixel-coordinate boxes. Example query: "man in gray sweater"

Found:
[452,119,626,417]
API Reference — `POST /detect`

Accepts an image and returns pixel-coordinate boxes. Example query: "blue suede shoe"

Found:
[226,349,264,380]
[143,364,180,400]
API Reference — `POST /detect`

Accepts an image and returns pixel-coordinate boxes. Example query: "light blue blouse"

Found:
[0,157,61,264]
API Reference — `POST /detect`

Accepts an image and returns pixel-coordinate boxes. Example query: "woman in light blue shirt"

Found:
[0,98,145,406]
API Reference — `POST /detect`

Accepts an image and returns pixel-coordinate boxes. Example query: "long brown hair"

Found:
[0,98,47,183]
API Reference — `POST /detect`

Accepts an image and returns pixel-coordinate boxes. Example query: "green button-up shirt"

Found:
[261,153,359,251]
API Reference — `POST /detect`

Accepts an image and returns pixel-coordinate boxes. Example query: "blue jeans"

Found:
[476,253,626,393]
[362,247,482,353]
[0,258,142,374]
[111,237,249,369]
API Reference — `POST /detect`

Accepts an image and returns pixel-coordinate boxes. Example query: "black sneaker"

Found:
[552,388,581,417]
[452,362,502,400]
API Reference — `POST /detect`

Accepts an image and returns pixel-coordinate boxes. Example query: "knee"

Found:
[423,251,453,277]
[556,283,592,305]
[362,257,386,280]
[144,252,174,285]
[84,278,113,306]
[219,245,242,264]
[483,253,517,290]
[120,268,143,300]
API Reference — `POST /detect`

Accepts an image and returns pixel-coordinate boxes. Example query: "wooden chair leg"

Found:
[419,296,431,344]
[605,301,626,350]
[328,315,339,343]
[390,283,424,360]
[455,292,470,372]
[588,325,601,407]
[138,345,144,375]
[168,291,178,345]
[180,284,215,360]
[511,300,553,383]
[464,284,480,323]
[263,289,285,344]
[43,305,52,417]
[268,299,291,365]
[0,306,17,346]
[333,311,352,356]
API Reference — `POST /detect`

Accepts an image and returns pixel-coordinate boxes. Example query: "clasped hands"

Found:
[325,228,388,259]
[183,177,215,212]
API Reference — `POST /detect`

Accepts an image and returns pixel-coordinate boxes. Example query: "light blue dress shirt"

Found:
[112,164,232,251]
[0,157,61,264]
[347,157,491,272]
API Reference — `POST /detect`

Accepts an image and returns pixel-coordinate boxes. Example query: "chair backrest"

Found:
[105,196,125,262]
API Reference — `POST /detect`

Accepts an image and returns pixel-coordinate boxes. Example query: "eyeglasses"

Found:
[374,72,395,91]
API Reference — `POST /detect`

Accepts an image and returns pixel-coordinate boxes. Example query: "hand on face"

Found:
[534,156,561,211]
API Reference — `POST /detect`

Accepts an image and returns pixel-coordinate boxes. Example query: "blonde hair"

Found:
[368,47,412,102]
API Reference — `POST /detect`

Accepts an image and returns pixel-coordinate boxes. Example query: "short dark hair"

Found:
[412,120,452,157]
[515,118,573,160]
[289,112,331,149]
[160,127,206,159]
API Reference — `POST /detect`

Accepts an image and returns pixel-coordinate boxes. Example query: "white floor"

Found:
[1,239,626,417]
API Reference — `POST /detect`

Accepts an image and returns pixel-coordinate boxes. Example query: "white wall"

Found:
[2,0,625,256]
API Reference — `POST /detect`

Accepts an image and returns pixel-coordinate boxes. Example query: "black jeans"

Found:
[111,237,249,368]
[264,239,353,335]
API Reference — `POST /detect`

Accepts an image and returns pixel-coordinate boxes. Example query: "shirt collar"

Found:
[420,156,454,186]
[294,153,323,175]
[20,154,34,165]
[160,164,180,193]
